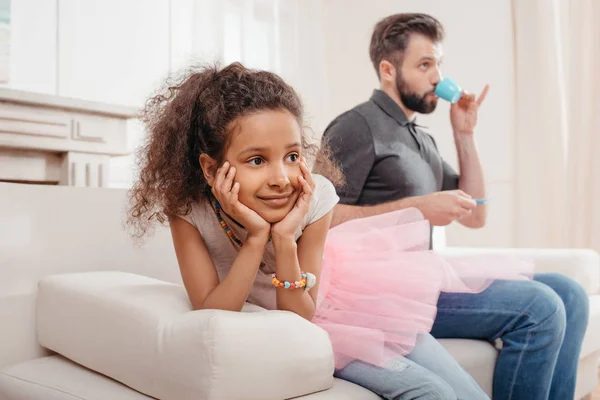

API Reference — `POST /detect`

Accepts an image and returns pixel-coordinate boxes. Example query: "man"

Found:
[321,13,588,400]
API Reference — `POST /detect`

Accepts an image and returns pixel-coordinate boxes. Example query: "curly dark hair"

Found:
[127,62,342,238]
[369,13,444,79]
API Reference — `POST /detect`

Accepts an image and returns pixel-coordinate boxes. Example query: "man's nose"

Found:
[432,67,443,86]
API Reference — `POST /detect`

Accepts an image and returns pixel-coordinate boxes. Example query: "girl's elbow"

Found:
[194,298,244,313]
[277,305,316,321]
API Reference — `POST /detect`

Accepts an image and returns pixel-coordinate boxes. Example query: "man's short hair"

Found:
[369,13,444,79]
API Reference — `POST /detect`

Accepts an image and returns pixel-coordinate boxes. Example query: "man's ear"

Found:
[199,154,218,187]
[379,60,397,83]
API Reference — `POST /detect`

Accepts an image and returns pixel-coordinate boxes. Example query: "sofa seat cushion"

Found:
[296,378,381,399]
[36,272,335,400]
[581,295,600,358]
[0,355,380,400]
[438,339,497,396]
[0,355,153,400]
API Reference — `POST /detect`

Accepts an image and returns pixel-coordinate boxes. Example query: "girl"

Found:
[128,63,531,400]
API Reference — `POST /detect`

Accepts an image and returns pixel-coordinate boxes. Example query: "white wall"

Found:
[3,0,517,247]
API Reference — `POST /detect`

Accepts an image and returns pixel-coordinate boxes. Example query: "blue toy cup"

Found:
[435,77,463,103]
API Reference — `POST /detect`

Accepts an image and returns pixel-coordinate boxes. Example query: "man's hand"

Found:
[416,190,477,226]
[450,85,489,135]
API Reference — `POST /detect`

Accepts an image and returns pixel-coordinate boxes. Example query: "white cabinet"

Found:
[0,88,136,187]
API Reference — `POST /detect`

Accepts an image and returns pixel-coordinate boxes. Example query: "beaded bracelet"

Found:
[271,272,307,289]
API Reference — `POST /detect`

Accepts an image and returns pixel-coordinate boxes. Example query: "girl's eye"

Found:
[420,62,429,70]
[286,153,299,162]
[248,158,263,166]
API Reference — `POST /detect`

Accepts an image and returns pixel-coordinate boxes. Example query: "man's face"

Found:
[395,34,444,114]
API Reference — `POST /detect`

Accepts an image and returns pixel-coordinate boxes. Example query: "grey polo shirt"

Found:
[322,89,459,205]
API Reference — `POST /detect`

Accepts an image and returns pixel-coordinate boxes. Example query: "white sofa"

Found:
[0,182,598,399]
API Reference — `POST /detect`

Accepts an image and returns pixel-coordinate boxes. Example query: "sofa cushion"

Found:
[581,295,600,358]
[0,356,153,400]
[295,378,381,399]
[0,355,380,400]
[439,247,600,295]
[36,272,335,400]
[438,339,497,396]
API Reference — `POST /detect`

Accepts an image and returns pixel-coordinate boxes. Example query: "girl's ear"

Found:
[199,154,218,187]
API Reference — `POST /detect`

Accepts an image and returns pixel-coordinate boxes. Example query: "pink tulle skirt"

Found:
[313,208,534,369]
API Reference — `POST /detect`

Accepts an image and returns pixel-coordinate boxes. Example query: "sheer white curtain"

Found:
[172,0,328,133]
[513,0,600,251]
[112,0,328,188]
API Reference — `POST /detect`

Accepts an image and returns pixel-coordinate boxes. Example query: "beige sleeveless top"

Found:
[179,174,339,310]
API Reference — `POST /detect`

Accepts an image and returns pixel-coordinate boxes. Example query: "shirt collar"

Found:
[370,89,425,129]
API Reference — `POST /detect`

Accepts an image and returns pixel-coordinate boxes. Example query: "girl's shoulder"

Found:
[311,174,338,204]
[303,173,339,228]
[177,198,213,230]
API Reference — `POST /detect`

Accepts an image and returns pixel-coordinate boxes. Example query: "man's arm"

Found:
[448,86,491,229]
[454,135,486,228]
[331,189,477,228]
[331,197,423,228]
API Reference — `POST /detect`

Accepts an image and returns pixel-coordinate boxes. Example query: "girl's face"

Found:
[221,109,303,223]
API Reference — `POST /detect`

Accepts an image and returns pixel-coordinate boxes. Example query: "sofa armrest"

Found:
[438,247,600,295]
[36,272,334,400]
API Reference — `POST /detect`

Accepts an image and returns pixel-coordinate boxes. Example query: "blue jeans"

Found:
[334,273,588,400]
[335,333,489,399]
[431,273,589,399]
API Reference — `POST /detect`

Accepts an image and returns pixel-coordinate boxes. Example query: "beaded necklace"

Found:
[213,201,244,247]
[213,200,272,247]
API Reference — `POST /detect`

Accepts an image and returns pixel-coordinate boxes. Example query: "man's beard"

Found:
[396,74,438,114]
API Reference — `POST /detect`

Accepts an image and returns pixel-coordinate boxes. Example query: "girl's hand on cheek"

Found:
[212,162,271,242]
[271,158,315,243]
